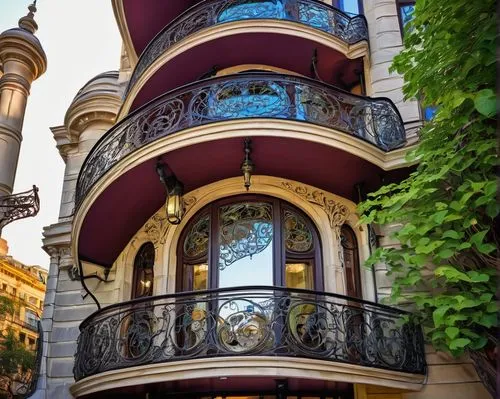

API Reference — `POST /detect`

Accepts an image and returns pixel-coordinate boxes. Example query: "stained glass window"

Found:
[177,197,323,292]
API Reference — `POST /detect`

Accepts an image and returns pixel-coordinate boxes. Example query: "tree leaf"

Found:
[474,89,496,117]
[449,338,471,350]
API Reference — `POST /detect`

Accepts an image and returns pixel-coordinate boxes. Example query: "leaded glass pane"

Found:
[184,214,210,258]
[218,202,273,288]
[284,209,313,252]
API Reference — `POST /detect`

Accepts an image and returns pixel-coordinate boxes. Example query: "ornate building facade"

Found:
[34,1,490,398]
[0,240,47,348]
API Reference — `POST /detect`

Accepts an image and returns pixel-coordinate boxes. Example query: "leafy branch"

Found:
[358,0,498,357]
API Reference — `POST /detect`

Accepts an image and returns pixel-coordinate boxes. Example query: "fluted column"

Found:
[0,2,47,196]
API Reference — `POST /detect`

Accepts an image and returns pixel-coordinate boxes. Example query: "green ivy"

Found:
[358,0,498,357]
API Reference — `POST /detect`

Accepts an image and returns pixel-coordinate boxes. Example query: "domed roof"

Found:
[72,71,121,104]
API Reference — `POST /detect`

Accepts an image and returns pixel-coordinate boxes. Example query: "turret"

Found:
[0,2,47,233]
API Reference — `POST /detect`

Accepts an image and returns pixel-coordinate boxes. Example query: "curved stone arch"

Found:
[159,176,359,296]
[215,63,305,77]
[119,19,371,119]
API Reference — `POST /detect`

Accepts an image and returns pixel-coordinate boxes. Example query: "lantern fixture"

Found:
[240,138,254,191]
[156,160,184,224]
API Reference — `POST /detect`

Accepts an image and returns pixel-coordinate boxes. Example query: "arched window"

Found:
[178,196,322,292]
[341,225,362,298]
[131,242,155,299]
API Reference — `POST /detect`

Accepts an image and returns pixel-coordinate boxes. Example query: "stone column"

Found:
[0,3,47,196]
[362,0,421,143]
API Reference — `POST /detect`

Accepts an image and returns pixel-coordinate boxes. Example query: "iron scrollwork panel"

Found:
[74,287,426,380]
[127,0,369,93]
[75,73,406,208]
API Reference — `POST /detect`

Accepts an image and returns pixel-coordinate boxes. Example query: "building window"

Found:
[341,225,362,298]
[178,196,323,292]
[29,296,37,306]
[25,309,38,329]
[19,332,26,344]
[335,0,363,15]
[397,0,415,33]
[131,242,155,299]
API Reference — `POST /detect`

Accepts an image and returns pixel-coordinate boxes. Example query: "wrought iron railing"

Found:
[0,185,40,232]
[126,0,368,94]
[74,286,426,380]
[75,72,405,208]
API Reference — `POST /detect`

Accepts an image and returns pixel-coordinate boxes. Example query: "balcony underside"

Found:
[76,132,412,267]
[119,0,200,57]
[75,374,356,398]
[126,30,366,114]
[74,73,408,267]
[71,287,426,398]
[115,0,368,100]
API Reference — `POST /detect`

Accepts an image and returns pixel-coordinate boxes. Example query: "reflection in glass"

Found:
[208,82,290,120]
[285,262,312,289]
[188,263,208,291]
[217,0,284,23]
[132,242,155,299]
[218,203,273,288]
[399,4,415,28]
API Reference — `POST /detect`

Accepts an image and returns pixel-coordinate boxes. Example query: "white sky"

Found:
[0,0,122,269]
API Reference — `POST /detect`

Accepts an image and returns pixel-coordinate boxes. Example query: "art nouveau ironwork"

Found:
[184,214,210,258]
[0,185,40,232]
[75,73,406,208]
[73,286,426,380]
[126,0,369,93]
[284,209,313,252]
[219,202,273,270]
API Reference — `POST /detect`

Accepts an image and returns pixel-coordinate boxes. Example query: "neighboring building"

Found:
[0,239,47,350]
[33,1,490,398]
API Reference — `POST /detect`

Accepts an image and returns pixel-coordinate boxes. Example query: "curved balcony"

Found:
[74,286,426,382]
[126,0,368,96]
[75,72,405,208]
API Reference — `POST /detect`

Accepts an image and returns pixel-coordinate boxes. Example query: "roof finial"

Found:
[18,2,39,34]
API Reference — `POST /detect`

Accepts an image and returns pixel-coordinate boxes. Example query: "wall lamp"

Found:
[241,138,254,191]
[156,160,184,225]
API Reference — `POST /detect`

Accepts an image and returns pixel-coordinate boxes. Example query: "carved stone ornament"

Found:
[58,246,80,281]
[144,212,169,247]
[281,182,350,229]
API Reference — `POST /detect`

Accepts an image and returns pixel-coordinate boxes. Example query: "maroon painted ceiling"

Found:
[83,375,353,398]
[131,32,363,111]
[123,0,199,56]
[78,136,386,267]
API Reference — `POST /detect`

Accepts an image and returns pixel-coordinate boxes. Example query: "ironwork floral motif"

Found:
[73,287,426,380]
[126,0,368,93]
[75,73,406,208]
[184,214,210,258]
[284,209,313,252]
[0,185,40,231]
[218,202,273,269]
